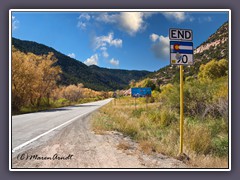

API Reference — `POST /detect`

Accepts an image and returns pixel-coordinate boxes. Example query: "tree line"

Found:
[12,47,111,114]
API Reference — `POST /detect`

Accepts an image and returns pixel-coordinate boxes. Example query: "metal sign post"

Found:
[169,28,193,155]
[134,97,136,110]
[146,96,149,109]
[179,65,184,154]
[113,91,117,105]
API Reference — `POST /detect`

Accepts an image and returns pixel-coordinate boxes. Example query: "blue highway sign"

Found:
[131,87,152,97]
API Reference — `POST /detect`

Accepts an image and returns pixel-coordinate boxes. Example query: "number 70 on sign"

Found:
[170,41,194,65]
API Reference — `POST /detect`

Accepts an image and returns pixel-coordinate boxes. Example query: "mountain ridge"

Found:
[12,37,151,91]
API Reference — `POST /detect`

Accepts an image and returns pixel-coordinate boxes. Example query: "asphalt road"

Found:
[11,98,188,168]
[11,98,113,154]
[12,103,187,168]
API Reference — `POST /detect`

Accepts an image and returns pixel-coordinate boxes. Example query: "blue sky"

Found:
[11,11,229,71]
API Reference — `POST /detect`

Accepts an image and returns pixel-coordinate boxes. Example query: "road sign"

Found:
[131,87,151,97]
[169,28,193,155]
[170,41,193,65]
[169,28,193,41]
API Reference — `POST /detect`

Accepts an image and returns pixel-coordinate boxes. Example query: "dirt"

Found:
[12,114,188,169]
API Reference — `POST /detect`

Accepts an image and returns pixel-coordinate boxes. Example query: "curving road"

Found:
[11,98,188,169]
[11,98,113,154]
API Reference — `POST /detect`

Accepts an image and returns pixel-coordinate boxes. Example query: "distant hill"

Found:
[12,38,151,91]
[89,65,151,91]
[147,21,229,84]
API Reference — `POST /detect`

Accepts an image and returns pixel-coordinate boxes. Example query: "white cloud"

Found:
[110,38,123,47]
[95,13,117,23]
[12,16,19,31]
[96,12,155,35]
[162,12,186,23]
[150,34,170,60]
[93,32,122,59]
[84,54,98,66]
[68,53,76,58]
[143,12,158,18]
[100,47,107,51]
[78,13,91,21]
[109,58,119,66]
[118,12,145,36]
[150,33,160,42]
[77,22,87,29]
[102,51,109,58]
[77,13,91,29]
[94,32,122,50]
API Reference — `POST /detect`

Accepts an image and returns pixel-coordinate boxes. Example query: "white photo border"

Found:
[9,9,231,171]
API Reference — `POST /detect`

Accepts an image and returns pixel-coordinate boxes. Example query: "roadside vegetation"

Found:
[92,59,229,168]
[12,47,111,115]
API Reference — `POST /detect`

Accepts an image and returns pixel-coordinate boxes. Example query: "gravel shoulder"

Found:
[12,113,188,169]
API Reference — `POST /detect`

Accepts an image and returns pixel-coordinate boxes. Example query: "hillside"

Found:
[147,21,229,84]
[89,65,150,90]
[12,38,151,91]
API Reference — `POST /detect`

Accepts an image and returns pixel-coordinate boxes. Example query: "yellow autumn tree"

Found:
[60,84,84,102]
[198,59,228,81]
[12,46,62,111]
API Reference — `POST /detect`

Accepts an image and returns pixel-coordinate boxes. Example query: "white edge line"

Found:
[12,99,111,153]
[12,111,89,153]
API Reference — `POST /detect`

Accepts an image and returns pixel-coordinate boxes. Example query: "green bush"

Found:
[208,118,228,137]
[212,136,228,157]
[160,109,177,127]
[132,108,145,118]
[148,110,161,123]
[56,98,69,105]
[184,80,211,117]
[198,59,228,81]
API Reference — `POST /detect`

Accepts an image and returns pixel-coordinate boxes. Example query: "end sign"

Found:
[169,28,194,65]
[169,29,193,41]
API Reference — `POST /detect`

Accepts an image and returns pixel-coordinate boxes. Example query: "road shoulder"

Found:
[12,113,188,169]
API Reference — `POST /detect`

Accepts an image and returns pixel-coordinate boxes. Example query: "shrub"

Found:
[185,123,212,155]
[132,108,145,118]
[160,109,177,127]
[148,110,161,123]
[152,90,161,102]
[184,80,211,117]
[123,120,139,139]
[56,98,69,105]
[212,136,228,157]
[208,118,228,137]
[198,59,228,81]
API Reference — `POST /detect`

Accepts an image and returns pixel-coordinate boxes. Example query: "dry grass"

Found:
[91,97,229,168]
[185,152,228,168]
[138,140,156,154]
[117,141,131,150]
[185,124,212,155]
